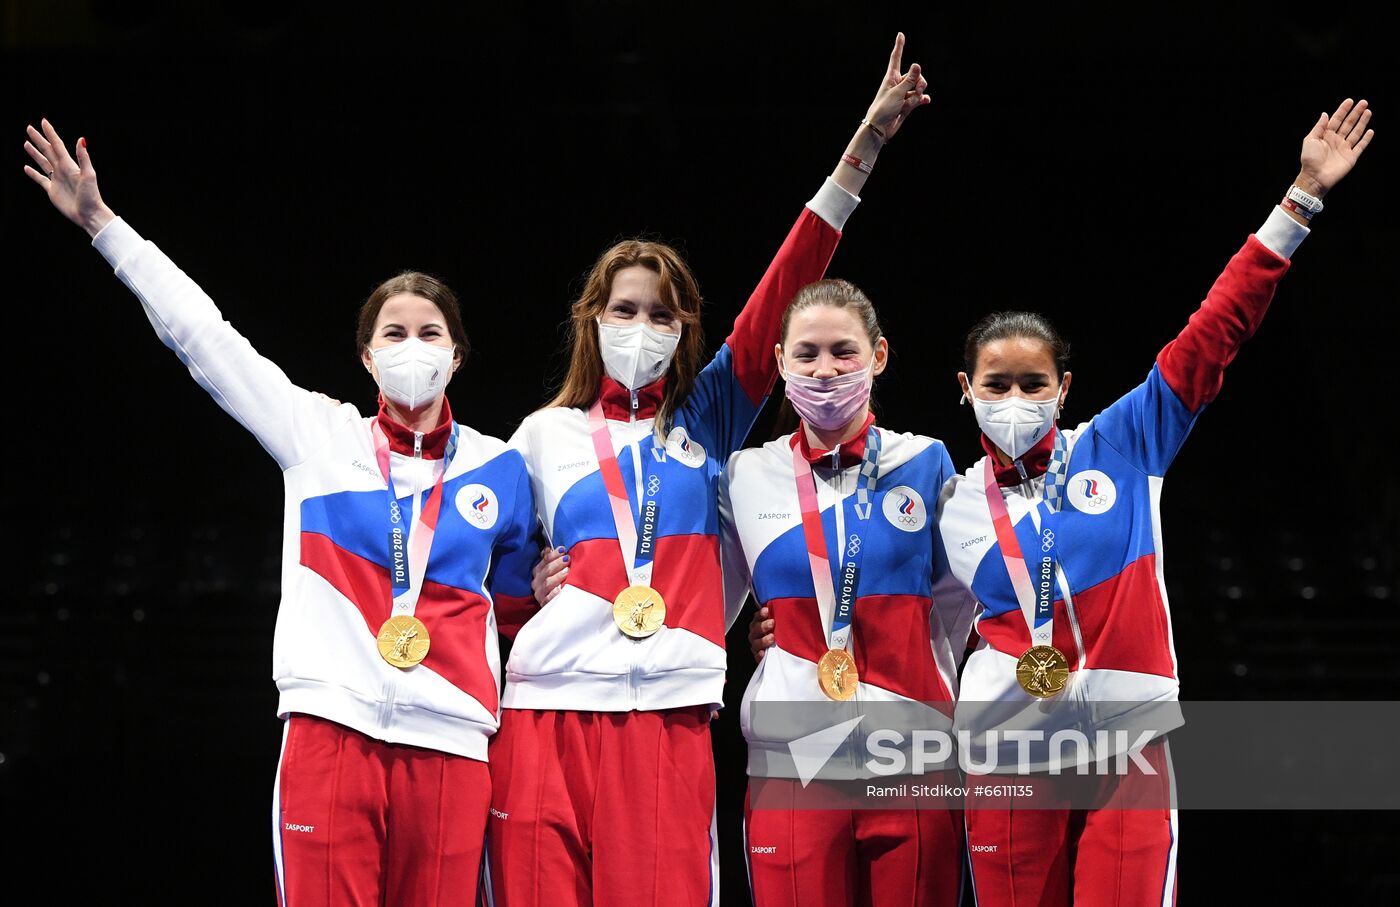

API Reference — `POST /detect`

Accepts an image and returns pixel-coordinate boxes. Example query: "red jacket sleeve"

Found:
[725,207,842,406]
[1155,234,1291,413]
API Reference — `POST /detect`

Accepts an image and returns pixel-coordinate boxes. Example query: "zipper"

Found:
[412,430,427,527]
[830,466,849,551]
[1057,564,1087,670]
[381,678,398,729]
[1014,457,1032,498]
[823,463,853,642]
[381,430,425,731]
[619,408,646,706]
[833,465,861,773]
[1026,501,1087,669]
[629,439,644,521]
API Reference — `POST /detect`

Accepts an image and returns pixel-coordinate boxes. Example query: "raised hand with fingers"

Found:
[1297,98,1374,198]
[748,605,775,663]
[531,546,569,606]
[864,31,932,143]
[829,32,933,197]
[23,118,115,237]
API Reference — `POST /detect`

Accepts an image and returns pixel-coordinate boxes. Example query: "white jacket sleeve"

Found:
[93,218,356,468]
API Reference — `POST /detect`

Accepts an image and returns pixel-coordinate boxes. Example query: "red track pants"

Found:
[743,779,964,907]
[964,739,1178,907]
[271,714,490,906]
[484,706,719,907]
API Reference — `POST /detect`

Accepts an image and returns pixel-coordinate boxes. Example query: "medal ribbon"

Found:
[588,399,663,587]
[791,425,881,652]
[982,430,1066,646]
[373,419,459,616]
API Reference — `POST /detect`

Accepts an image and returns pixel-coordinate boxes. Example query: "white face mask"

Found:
[597,319,681,390]
[370,337,455,410]
[964,385,1061,460]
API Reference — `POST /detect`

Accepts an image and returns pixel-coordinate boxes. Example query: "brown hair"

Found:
[780,278,882,348]
[356,271,470,361]
[547,240,705,432]
[962,311,1070,378]
[772,279,884,439]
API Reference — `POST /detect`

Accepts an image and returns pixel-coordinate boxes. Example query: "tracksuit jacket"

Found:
[721,418,979,779]
[938,207,1310,770]
[92,218,538,760]
[502,178,859,712]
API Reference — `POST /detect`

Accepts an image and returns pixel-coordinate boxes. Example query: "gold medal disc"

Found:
[1015,644,1070,697]
[612,584,667,638]
[377,615,431,668]
[817,648,859,701]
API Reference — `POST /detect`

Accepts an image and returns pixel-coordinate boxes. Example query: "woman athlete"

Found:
[751,97,1374,905]
[720,278,977,906]
[490,34,933,907]
[24,119,540,905]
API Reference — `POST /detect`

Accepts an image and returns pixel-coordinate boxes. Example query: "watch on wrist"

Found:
[1285,184,1324,215]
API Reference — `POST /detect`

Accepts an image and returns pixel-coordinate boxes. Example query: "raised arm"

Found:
[693,34,932,454]
[1156,98,1373,412]
[23,119,354,468]
[727,32,931,386]
[1097,99,1374,474]
[827,31,931,197]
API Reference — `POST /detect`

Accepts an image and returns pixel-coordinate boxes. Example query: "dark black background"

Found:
[3,1,1397,902]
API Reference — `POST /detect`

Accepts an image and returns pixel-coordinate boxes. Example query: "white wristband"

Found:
[1285,184,1324,214]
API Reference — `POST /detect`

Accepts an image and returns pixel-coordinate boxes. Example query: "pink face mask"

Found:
[781,358,875,431]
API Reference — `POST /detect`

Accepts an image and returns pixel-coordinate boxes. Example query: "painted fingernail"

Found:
[79,137,86,148]
[561,555,570,564]
[556,545,566,553]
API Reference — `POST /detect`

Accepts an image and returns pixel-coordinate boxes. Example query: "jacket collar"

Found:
[375,397,454,458]
[791,412,877,470]
[597,375,666,422]
[982,425,1057,487]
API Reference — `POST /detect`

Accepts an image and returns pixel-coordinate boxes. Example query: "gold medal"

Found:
[377,615,431,668]
[817,648,859,701]
[612,584,666,638]
[1015,645,1069,697]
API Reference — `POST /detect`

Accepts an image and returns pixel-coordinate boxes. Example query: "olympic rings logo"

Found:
[1066,471,1116,516]
[1041,529,1055,552]
[646,476,661,495]
[389,501,402,523]
[846,534,862,557]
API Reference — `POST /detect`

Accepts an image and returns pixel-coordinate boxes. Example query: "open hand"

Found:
[1297,98,1374,197]
[23,118,115,237]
